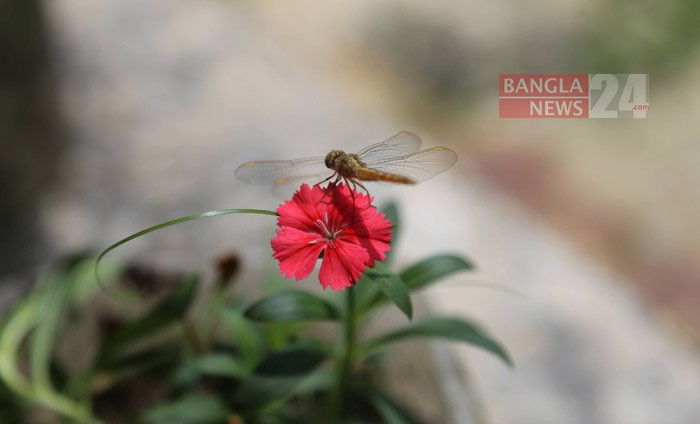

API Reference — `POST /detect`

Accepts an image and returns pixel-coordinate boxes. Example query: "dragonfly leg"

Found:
[315,173,336,188]
[318,174,341,203]
[348,178,358,193]
[349,179,372,211]
[354,180,370,196]
[330,174,342,193]
[341,176,359,224]
[343,177,356,205]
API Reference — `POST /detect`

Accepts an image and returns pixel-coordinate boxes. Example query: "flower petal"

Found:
[318,240,370,290]
[350,211,393,265]
[276,184,328,232]
[271,227,325,280]
[328,183,373,225]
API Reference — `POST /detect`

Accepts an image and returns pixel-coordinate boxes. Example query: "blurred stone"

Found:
[0,0,65,277]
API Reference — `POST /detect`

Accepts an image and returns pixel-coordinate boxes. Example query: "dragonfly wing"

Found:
[235,157,331,188]
[355,131,422,163]
[368,147,458,182]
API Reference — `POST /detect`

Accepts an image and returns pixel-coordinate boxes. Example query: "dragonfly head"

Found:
[324,150,344,170]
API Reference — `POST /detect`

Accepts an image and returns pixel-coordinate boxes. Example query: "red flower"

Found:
[271,183,392,290]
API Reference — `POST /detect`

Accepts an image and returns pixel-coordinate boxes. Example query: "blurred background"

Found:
[1,0,700,422]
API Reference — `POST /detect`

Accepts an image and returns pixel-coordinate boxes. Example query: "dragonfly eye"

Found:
[325,151,342,169]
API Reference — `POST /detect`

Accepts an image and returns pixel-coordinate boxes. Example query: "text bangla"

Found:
[504,77,585,95]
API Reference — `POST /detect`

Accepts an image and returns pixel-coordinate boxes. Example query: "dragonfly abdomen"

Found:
[352,167,415,184]
[332,154,415,184]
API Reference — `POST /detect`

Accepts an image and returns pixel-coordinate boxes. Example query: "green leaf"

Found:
[262,322,301,352]
[245,291,341,322]
[254,346,327,377]
[380,202,400,264]
[234,347,327,410]
[366,387,419,424]
[235,371,329,412]
[353,274,381,316]
[143,394,229,424]
[0,381,23,424]
[28,254,119,419]
[173,353,249,387]
[400,254,474,291]
[291,367,334,395]
[218,305,264,369]
[0,259,99,422]
[68,255,120,302]
[30,263,75,392]
[0,293,41,400]
[234,375,303,410]
[365,317,512,367]
[364,263,412,320]
[28,254,98,393]
[365,254,474,312]
[98,275,200,364]
[93,343,181,393]
[255,405,311,424]
[95,208,277,292]
[353,202,401,314]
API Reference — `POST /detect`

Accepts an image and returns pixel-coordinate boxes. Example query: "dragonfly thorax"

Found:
[324,150,367,179]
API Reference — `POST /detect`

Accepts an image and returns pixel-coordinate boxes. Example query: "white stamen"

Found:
[309,213,344,246]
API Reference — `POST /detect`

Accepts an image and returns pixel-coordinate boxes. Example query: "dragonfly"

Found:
[235,131,458,194]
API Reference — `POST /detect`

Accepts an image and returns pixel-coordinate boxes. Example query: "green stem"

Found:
[328,286,356,422]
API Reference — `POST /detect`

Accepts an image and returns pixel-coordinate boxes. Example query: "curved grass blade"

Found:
[0,274,97,422]
[94,208,278,293]
[455,279,528,300]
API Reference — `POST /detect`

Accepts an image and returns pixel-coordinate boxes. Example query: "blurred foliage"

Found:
[585,0,700,75]
[363,9,478,121]
[0,203,509,423]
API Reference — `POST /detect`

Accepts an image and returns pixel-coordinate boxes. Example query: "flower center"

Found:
[310,213,344,247]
